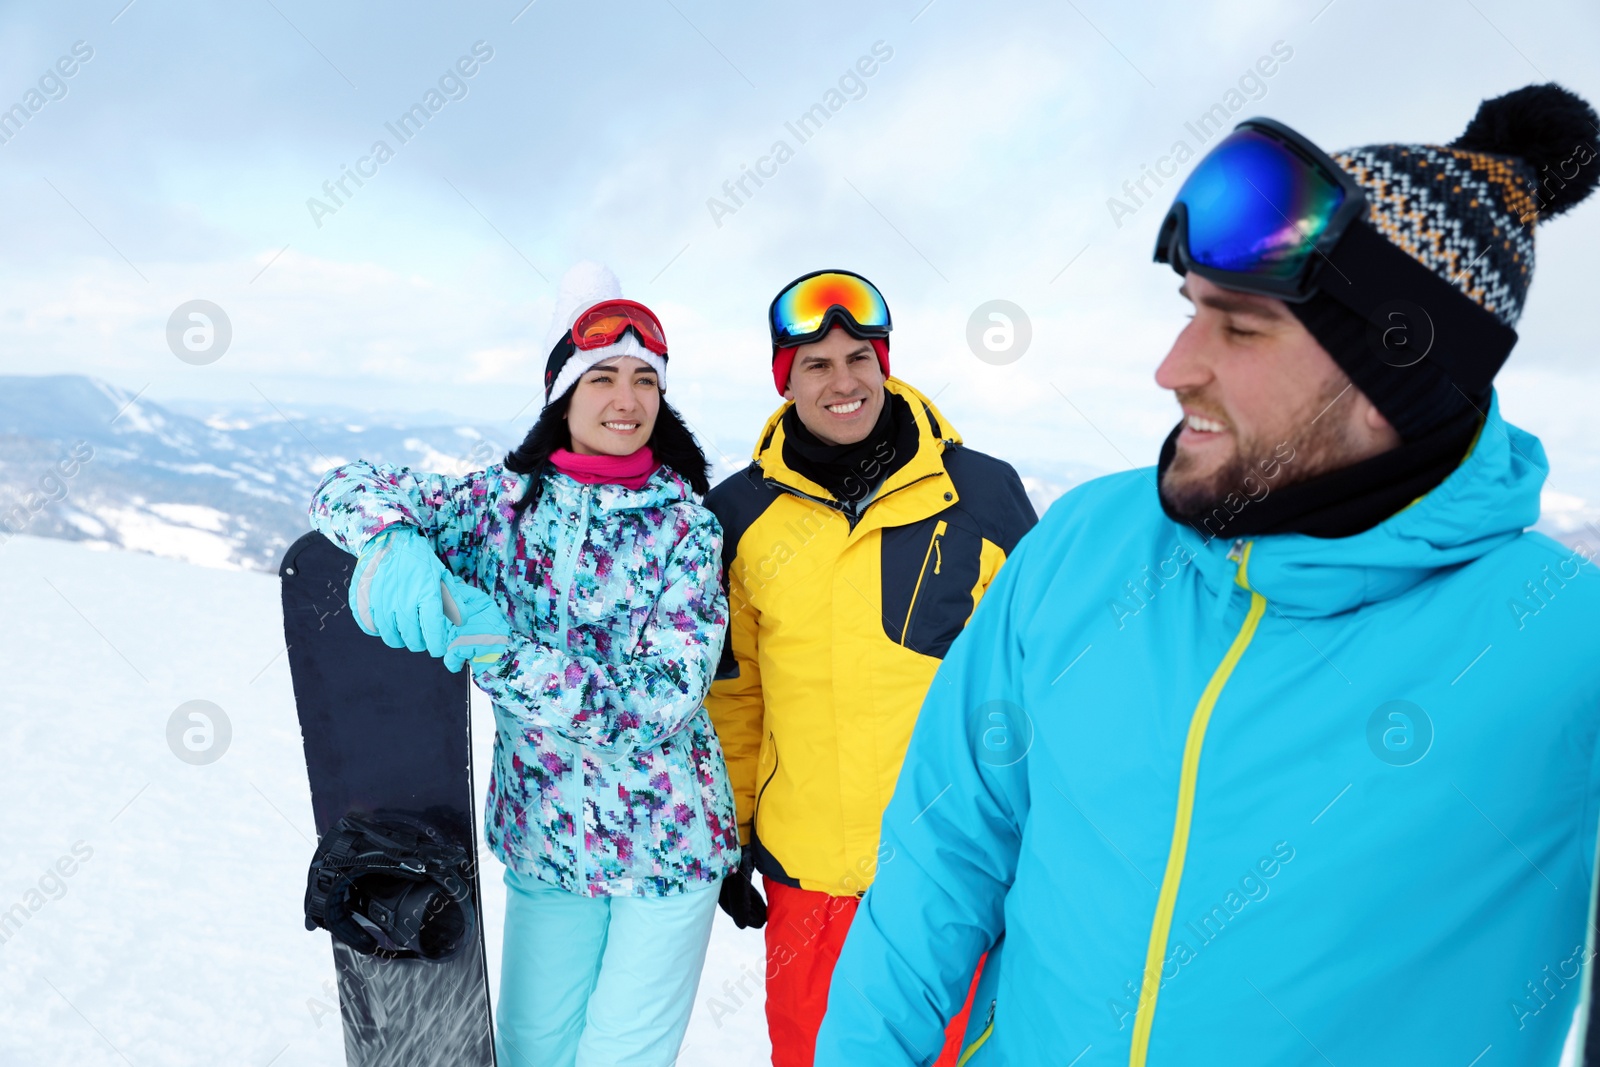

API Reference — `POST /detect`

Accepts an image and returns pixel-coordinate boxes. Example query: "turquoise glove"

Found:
[440,574,512,674]
[349,526,452,657]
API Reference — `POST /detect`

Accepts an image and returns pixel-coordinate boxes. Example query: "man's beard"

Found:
[1159,379,1361,525]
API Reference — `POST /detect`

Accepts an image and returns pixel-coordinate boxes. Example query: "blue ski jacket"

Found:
[816,394,1600,1065]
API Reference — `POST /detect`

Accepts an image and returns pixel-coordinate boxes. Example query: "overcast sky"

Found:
[4,0,1599,508]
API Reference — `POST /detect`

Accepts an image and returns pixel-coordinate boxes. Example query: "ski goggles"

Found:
[1155,116,1519,396]
[570,299,669,355]
[769,269,892,349]
[1154,118,1368,302]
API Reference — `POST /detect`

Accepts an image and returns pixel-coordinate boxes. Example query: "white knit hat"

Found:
[542,261,667,403]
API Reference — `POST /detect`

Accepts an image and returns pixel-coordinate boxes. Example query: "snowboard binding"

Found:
[304,810,477,963]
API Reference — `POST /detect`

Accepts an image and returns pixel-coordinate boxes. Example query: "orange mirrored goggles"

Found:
[769,269,891,348]
[571,299,669,355]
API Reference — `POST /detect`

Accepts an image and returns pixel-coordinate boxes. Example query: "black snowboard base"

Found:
[282,531,496,1067]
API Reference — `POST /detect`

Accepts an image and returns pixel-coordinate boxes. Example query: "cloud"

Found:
[0,0,1597,510]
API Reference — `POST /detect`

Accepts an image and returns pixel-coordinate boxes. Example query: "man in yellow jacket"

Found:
[704,269,1035,1066]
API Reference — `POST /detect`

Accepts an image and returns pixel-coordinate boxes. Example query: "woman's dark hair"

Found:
[502,387,712,514]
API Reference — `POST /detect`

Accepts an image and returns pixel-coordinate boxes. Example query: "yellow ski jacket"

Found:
[704,378,1035,896]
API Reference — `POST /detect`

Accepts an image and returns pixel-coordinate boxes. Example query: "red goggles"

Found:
[570,299,668,355]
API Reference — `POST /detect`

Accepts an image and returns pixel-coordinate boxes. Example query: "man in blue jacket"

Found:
[816,84,1600,1065]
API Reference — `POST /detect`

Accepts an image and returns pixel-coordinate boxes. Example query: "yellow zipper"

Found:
[1128,541,1267,1065]
[955,1016,994,1066]
[899,520,948,646]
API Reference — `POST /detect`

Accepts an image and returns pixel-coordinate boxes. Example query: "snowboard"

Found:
[281,531,496,1067]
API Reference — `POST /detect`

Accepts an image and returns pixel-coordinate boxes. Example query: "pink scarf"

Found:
[549,446,659,489]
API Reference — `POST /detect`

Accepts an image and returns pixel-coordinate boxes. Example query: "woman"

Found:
[308,263,738,1066]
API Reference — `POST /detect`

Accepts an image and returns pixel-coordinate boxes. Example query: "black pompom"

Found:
[1451,83,1600,218]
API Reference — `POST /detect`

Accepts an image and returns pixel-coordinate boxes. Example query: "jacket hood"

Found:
[1176,391,1547,617]
[751,377,963,502]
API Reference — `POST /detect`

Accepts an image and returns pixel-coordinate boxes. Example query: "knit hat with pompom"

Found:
[1289,83,1598,439]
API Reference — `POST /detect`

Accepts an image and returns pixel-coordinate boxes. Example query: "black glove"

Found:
[718,847,767,929]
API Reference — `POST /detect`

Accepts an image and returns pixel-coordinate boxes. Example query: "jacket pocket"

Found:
[880,517,984,658]
[752,731,780,835]
[900,519,947,645]
[748,730,797,883]
[497,724,582,882]
[690,716,739,853]
[672,727,714,863]
[562,733,588,888]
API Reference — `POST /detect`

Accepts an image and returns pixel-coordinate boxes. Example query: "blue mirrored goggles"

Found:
[1154,118,1368,302]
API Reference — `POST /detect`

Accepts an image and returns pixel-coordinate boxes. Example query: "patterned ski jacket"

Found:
[309,460,737,898]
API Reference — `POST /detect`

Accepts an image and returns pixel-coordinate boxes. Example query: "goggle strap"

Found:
[769,270,892,346]
[544,336,576,393]
[544,326,670,394]
[1318,219,1516,395]
[773,305,892,351]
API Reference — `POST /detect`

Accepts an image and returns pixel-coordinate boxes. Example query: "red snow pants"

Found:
[764,880,981,1067]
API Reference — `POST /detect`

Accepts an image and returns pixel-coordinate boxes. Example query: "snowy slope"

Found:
[4,513,1589,1065]
[0,534,769,1065]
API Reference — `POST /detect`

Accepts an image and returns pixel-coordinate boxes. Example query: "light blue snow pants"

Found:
[496,867,719,1067]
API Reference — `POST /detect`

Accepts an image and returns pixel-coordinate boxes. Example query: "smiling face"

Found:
[1154,274,1400,520]
[783,325,886,446]
[564,356,660,456]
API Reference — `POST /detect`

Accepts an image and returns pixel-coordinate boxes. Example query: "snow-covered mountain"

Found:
[7,373,1595,576]
[0,374,1095,574]
[0,375,517,572]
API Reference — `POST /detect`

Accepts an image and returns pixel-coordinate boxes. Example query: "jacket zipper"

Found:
[955,999,997,1067]
[554,485,592,653]
[1128,541,1267,1065]
[560,486,592,889]
[900,519,948,647]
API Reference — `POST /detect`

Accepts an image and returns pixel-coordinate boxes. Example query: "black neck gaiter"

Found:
[781,391,918,507]
[1157,406,1483,541]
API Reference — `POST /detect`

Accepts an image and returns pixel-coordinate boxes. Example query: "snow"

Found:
[90,506,242,571]
[0,535,769,1065]
[402,437,476,476]
[152,463,243,479]
[63,510,108,537]
[109,402,167,441]
[204,416,255,432]
[6,531,1578,1065]
[1540,487,1600,543]
[146,503,230,533]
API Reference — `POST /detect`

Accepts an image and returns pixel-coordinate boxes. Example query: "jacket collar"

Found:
[1175,391,1546,618]
[752,377,964,534]
[505,463,693,513]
